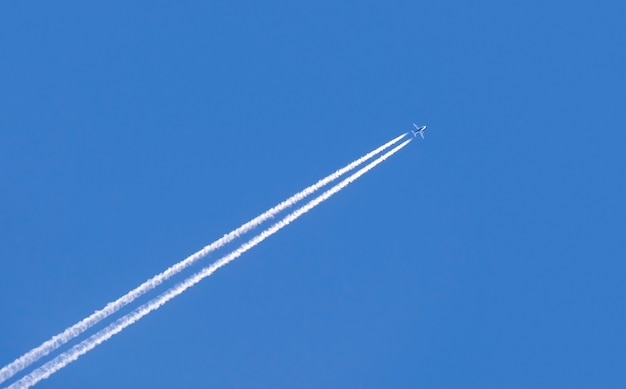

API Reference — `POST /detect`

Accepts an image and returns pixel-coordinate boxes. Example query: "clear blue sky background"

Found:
[1,1,625,388]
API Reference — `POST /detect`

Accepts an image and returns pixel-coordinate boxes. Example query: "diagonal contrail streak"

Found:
[5,138,411,389]
[0,133,407,384]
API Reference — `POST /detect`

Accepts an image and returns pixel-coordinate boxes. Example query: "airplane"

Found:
[411,123,427,139]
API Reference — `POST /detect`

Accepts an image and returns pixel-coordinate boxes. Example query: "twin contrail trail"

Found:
[0,133,409,385]
[5,138,412,389]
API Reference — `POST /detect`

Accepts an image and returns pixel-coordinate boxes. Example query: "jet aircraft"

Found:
[411,123,427,139]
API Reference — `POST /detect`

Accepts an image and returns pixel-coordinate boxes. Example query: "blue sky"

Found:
[1,1,625,388]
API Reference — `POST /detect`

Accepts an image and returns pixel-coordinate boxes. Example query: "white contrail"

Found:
[6,138,411,389]
[0,133,407,384]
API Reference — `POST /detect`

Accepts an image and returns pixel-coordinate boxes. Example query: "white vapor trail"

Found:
[6,138,411,389]
[0,133,407,384]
